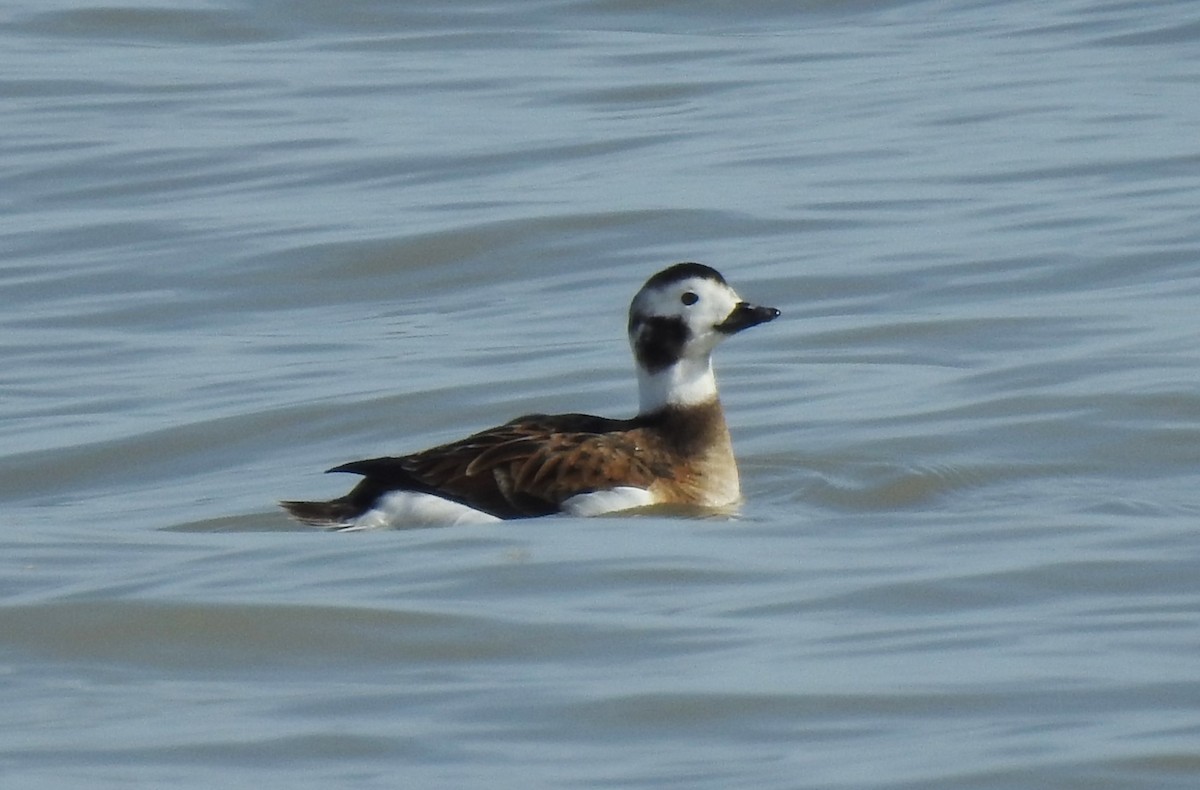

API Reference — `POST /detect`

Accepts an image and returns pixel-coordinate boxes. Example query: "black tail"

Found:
[282,460,404,527]
[279,499,357,527]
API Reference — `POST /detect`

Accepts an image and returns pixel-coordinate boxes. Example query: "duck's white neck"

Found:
[636,355,720,414]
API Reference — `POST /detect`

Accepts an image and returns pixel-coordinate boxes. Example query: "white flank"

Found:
[343,491,502,531]
[561,486,655,517]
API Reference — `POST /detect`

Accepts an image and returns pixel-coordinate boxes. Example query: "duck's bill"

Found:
[715,302,781,334]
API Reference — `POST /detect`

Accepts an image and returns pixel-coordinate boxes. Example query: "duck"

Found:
[281,262,779,528]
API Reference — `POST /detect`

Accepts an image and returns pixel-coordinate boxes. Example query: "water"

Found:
[3,0,1200,787]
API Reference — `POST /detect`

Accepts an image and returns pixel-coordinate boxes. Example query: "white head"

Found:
[628,262,779,413]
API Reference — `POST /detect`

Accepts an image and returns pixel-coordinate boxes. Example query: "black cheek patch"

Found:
[634,316,689,373]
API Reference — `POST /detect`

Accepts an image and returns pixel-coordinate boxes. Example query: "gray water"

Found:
[3,1,1200,787]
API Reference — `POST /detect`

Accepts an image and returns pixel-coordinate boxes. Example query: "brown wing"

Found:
[333,414,670,519]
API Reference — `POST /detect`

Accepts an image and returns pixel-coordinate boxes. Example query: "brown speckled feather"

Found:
[326,412,680,520]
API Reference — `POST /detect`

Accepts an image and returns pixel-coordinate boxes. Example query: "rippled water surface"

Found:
[3,1,1200,787]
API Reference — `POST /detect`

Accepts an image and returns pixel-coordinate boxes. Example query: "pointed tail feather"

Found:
[279,499,357,527]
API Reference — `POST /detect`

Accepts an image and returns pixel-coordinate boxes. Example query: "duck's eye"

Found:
[681,291,699,306]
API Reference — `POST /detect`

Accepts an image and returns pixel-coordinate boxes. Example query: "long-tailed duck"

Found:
[281,262,779,528]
